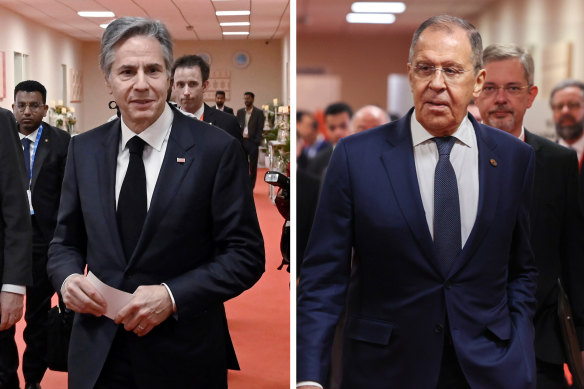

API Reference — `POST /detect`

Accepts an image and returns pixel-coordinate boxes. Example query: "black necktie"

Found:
[117,136,147,260]
[433,136,461,275]
[22,138,32,181]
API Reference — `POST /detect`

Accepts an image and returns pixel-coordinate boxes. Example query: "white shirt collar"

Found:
[120,104,173,152]
[193,104,205,120]
[19,127,40,142]
[410,110,474,148]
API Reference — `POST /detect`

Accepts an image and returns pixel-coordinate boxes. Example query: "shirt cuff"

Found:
[161,283,177,313]
[297,382,323,388]
[1,284,26,295]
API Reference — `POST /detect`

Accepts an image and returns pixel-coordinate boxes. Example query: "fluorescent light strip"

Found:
[220,22,251,26]
[216,10,250,16]
[223,31,249,35]
[351,2,406,13]
[78,11,115,18]
[346,13,396,24]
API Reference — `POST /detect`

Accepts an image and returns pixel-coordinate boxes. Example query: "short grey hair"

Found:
[482,44,534,85]
[409,15,483,74]
[99,17,173,78]
[549,79,584,105]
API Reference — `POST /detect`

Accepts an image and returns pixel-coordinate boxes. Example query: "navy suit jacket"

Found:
[297,110,538,388]
[47,105,265,388]
[203,103,243,144]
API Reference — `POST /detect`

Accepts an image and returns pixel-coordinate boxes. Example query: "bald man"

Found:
[352,105,389,133]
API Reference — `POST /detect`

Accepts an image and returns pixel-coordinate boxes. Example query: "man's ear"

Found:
[104,75,113,95]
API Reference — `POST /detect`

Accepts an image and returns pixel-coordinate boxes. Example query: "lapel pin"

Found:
[177,157,186,164]
[490,158,497,167]
[44,139,48,142]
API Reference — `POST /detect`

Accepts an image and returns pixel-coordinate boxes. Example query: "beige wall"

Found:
[0,6,84,126]
[297,32,413,112]
[82,39,285,131]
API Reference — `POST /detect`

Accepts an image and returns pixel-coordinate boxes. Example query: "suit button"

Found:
[434,324,443,334]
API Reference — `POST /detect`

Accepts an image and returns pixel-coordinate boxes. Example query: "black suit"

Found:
[203,103,242,144]
[0,108,33,389]
[237,106,265,189]
[47,104,264,389]
[216,105,234,115]
[525,130,584,387]
[19,122,70,385]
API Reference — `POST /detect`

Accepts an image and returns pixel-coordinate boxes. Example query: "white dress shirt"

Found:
[298,114,480,389]
[411,112,479,246]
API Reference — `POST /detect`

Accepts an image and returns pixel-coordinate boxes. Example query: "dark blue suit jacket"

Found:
[297,110,538,388]
[47,105,265,389]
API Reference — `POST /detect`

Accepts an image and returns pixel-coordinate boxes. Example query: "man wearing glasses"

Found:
[475,44,584,389]
[297,15,537,389]
[11,80,70,389]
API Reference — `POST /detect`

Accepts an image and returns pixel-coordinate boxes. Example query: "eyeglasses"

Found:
[551,101,582,112]
[15,102,44,112]
[411,63,473,82]
[481,84,530,97]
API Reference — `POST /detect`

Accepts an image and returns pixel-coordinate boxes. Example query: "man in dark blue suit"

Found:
[297,15,538,389]
[47,17,264,389]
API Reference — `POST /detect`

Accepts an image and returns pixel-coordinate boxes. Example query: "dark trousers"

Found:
[243,139,259,189]
[0,325,19,389]
[436,335,470,389]
[22,238,55,385]
[536,359,568,389]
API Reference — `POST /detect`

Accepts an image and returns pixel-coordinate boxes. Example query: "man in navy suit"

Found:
[47,17,264,389]
[297,15,538,389]
[476,43,584,389]
[12,80,70,389]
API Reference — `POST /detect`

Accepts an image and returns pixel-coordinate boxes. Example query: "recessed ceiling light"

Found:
[216,11,250,16]
[220,22,251,26]
[78,11,115,18]
[346,13,396,24]
[351,2,406,13]
[223,31,250,35]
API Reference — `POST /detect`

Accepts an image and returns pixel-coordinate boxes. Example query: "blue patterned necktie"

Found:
[21,138,32,181]
[433,136,461,275]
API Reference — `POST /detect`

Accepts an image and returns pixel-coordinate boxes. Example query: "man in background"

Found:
[171,55,242,143]
[237,92,265,189]
[11,80,70,389]
[0,107,33,389]
[297,110,331,170]
[476,43,584,388]
[298,15,537,389]
[215,90,234,114]
[352,105,390,133]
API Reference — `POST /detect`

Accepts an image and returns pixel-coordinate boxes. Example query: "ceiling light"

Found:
[351,2,406,13]
[99,23,110,29]
[220,22,251,26]
[223,31,250,35]
[346,13,396,24]
[216,11,250,16]
[78,11,115,18]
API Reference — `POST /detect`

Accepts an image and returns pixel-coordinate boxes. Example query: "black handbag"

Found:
[46,299,74,372]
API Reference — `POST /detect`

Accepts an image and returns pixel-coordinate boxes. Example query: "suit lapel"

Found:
[524,130,542,228]
[130,112,196,265]
[95,120,127,266]
[379,115,437,268]
[30,124,50,191]
[448,119,501,276]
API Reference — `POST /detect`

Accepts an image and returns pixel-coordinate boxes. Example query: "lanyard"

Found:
[27,125,44,189]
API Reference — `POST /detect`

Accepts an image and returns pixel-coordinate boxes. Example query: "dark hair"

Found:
[550,79,584,105]
[14,80,47,103]
[216,90,226,97]
[100,17,173,78]
[409,15,483,73]
[171,54,210,82]
[297,110,317,131]
[325,102,353,119]
[244,92,255,99]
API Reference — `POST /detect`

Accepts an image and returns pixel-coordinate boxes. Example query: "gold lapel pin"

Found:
[490,158,497,167]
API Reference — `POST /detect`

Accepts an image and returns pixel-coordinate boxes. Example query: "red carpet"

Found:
[14,168,290,388]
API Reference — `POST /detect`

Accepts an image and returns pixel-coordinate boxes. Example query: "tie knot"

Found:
[21,138,32,148]
[434,136,456,156]
[126,136,145,156]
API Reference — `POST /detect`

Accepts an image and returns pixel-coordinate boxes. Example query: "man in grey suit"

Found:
[0,107,33,389]
[237,91,265,189]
